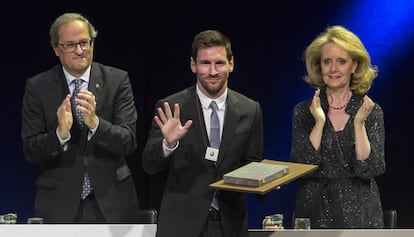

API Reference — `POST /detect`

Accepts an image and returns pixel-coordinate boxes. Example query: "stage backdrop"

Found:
[2,0,413,228]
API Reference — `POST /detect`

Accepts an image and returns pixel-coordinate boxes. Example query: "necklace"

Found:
[327,90,351,110]
[329,103,347,110]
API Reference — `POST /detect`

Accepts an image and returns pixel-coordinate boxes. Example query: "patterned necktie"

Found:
[81,172,91,200]
[71,79,91,199]
[209,101,220,210]
[209,101,220,148]
[71,79,84,129]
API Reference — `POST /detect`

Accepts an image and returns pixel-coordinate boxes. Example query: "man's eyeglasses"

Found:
[58,39,93,52]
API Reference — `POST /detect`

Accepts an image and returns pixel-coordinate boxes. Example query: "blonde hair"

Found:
[303,25,378,94]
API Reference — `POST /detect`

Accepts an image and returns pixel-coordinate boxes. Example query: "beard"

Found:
[199,76,227,97]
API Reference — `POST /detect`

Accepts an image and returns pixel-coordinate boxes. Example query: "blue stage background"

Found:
[1,0,413,228]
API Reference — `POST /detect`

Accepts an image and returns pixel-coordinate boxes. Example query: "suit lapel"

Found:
[88,63,103,111]
[52,65,70,98]
[216,90,240,167]
[185,87,209,148]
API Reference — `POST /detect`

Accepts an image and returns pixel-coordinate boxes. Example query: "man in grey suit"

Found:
[21,13,140,223]
[142,30,264,237]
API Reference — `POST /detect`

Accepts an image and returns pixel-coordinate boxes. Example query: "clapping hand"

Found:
[355,95,374,125]
[310,89,326,124]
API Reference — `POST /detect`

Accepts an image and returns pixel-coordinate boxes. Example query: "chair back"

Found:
[383,209,397,229]
[137,208,158,224]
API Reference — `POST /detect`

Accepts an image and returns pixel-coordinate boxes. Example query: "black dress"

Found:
[290,91,385,228]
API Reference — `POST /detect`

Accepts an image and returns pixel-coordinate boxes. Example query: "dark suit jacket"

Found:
[142,85,263,237]
[21,62,140,223]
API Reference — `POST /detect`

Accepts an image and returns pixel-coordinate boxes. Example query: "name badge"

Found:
[205,147,219,162]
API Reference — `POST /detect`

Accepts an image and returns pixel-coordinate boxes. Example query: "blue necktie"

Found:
[71,79,92,199]
[81,172,92,200]
[71,79,84,129]
[209,101,220,148]
[209,101,220,210]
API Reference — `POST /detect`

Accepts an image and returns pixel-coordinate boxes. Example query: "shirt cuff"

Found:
[56,128,71,145]
[88,119,100,140]
[162,139,179,157]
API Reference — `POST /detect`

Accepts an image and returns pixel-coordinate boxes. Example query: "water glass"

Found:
[294,217,311,230]
[0,213,17,224]
[262,214,284,230]
[27,217,43,224]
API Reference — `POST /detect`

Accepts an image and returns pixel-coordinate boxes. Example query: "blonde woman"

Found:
[290,25,385,228]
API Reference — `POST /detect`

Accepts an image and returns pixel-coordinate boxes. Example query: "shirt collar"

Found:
[63,65,91,85]
[196,84,227,111]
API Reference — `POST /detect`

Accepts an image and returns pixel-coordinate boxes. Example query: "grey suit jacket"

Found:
[21,62,140,223]
[142,85,263,237]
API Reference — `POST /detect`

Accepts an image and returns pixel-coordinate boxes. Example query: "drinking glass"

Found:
[27,217,43,224]
[294,217,311,230]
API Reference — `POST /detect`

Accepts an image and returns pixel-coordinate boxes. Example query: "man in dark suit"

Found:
[21,13,140,223]
[142,30,263,237]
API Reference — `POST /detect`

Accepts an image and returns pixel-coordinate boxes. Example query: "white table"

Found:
[248,229,414,237]
[3,225,413,237]
[0,224,157,237]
